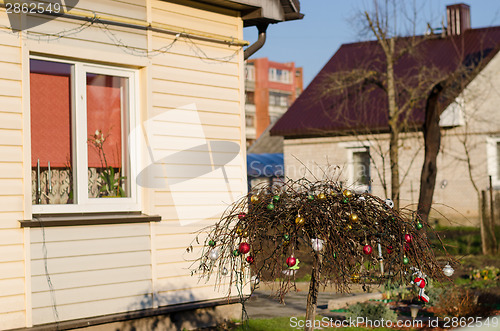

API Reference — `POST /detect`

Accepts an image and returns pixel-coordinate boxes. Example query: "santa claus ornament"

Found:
[411,268,430,303]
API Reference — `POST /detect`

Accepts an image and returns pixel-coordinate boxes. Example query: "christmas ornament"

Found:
[239,242,250,254]
[232,249,240,257]
[404,243,410,251]
[342,197,349,204]
[412,269,430,303]
[250,195,259,203]
[318,193,326,200]
[333,252,337,258]
[385,198,394,208]
[387,245,393,254]
[358,196,366,201]
[289,259,300,270]
[282,269,297,277]
[236,227,243,236]
[343,189,352,198]
[286,256,297,267]
[443,264,454,277]
[346,224,352,230]
[221,267,229,276]
[351,273,360,283]
[273,195,280,202]
[242,231,249,238]
[208,240,216,247]
[267,203,275,211]
[416,222,423,230]
[403,256,409,264]
[208,248,219,261]
[349,213,359,222]
[283,234,290,241]
[404,234,413,243]
[311,238,324,252]
[238,213,246,219]
[295,216,305,226]
[363,244,373,255]
[246,255,255,264]
[307,195,314,201]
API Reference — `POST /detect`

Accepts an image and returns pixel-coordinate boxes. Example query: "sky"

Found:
[244,0,500,88]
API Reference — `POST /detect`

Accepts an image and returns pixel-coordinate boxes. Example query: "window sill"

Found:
[20,211,161,228]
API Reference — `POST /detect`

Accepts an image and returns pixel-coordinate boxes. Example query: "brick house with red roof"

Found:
[271,3,500,225]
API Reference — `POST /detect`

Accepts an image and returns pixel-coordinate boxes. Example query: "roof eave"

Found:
[194,0,303,26]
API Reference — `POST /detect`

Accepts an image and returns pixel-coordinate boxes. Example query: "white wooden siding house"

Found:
[0,0,302,329]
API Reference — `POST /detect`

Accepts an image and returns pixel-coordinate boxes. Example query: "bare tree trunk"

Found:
[387,38,400,209]
[305,253,322,331]
[417,85,443,222]
[481,191,490,254]
[489,176,498,254]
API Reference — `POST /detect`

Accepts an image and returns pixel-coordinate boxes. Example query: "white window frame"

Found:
[245,64,255,81]
[269,68,277,81]
[487,136,500,187]
[30,56,141,214]
[346,146,371,193]
[281,70,290,83]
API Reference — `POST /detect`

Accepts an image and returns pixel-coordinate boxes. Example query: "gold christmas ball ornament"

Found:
[236,227,243,236]
[295,216,305,226]
[318,193,326,200]
[343,189,352,198]
[346,224,352,230]
[242,230,249,238]
[250,195,259,203]
[349,213,359,222]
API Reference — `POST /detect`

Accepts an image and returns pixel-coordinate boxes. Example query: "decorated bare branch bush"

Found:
[192,177,450,329]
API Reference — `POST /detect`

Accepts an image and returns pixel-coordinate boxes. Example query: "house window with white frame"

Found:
[487,137,500,186]
[30,58,138,213]
[348,147,371,192]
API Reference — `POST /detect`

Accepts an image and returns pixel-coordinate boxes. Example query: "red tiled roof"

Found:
[270,26,500,138]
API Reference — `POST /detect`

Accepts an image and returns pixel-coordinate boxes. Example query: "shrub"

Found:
[345,302,397,322]
[432,287,482,317]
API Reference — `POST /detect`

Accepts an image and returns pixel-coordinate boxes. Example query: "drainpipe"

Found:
[244,23,268,60]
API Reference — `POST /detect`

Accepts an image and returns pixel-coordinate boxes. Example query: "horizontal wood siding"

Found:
[0,0,246,327]
[149,0,245,305]
[30,223,153,325]
[0,8,25,329]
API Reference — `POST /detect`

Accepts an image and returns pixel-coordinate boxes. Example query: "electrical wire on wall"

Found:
[36,218,60,326]
[0,10,244,62]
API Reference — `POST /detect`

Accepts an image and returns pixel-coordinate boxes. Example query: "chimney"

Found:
[447,3,471,36]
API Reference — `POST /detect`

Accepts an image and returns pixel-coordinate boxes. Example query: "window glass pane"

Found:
[353,151,370,186]
[30,59,74,205]
[87,73,129,198]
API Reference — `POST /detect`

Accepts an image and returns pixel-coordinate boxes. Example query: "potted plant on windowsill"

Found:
[88,129,126,198]
[99,166,126,197]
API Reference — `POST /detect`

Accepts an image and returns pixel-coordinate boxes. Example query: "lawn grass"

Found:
[430,225,500,256]
[231,316,402,330]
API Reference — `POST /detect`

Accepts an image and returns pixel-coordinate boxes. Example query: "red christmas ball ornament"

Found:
[386,245,393,254]
[238,213,246,220]
[238,242,250,254]
[404,243,411,252]
[404,234,413,243]
[363,244,373,255]
[246,256,255,264]
[286,256,296,267]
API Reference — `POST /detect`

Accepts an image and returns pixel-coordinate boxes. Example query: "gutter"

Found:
[244,23,268,60]
[0,0,248,47]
